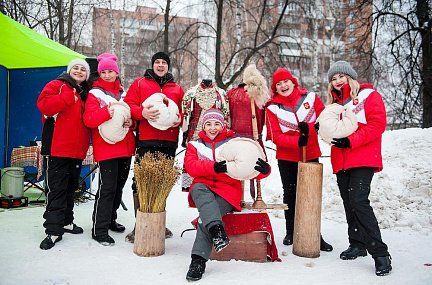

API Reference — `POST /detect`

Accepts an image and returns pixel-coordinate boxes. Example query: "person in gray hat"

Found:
[326,60,392,276]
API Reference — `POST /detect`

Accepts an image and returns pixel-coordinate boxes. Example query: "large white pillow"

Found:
[216,137,266,180]
[98,101,131,144]
[317,103,358,144]
[142,93,179,130]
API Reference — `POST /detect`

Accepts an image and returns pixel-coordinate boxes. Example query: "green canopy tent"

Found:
[0,13,88,167]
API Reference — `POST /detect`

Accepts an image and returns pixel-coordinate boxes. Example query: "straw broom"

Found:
[134,152,180,213]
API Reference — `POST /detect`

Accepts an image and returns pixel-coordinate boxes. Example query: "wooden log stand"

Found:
[292,159,323,258]
[133,210,166,257]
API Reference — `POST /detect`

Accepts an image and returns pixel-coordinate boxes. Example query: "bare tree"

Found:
[3,0,105,49]
[370,0,431,128]
[212,0,290,89]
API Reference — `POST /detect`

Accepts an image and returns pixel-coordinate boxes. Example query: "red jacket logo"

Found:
[304,102,310,109]
[353,98,359,105]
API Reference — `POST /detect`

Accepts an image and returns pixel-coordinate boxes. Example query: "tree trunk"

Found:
[108,0,116,53]
[0,1,6,14]
[215,0,224,88]
[163,0,171,53]
[230,0,243,78]
[57,0,65,44]
[133,210,166,257]
[417,0,432,128]
[66,0,74,48]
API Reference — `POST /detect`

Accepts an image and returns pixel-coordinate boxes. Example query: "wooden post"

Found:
[292,161,323,258]
[134,210,166,257]
[250,98,267,209]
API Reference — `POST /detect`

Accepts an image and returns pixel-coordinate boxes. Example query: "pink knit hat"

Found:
[202,108,225,126]
[97,53,119,74]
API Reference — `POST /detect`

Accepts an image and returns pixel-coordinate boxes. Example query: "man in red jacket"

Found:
[124,51,184,242]
[36,58,91,250]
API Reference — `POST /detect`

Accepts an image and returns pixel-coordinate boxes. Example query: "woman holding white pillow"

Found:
[83,53,135,246]
[327,61,391,276]
[184,108,270,281]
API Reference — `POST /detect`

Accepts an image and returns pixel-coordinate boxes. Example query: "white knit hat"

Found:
[67,58,90,80]
[327,60,358,82]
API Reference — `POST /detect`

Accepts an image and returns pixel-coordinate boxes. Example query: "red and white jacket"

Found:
[184,129,270,211]
[330,83,386,173]
[266,87,325,162]
[37,79,90,159]
[124,75,184,142]
[83,78,135,162]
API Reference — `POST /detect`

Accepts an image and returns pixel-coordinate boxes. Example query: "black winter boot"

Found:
[109,221,126,233]
[63,223,83,234]
[186,254,207,281]
[93,233,115,246]
[208,224,230,252]
[283,233,293,245]
[40,235,62,250]
[340,245,367,260]
[320,236,333,252]
[374,255,392,276]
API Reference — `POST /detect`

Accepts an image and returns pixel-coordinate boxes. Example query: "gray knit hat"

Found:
[67,58,90,80]
[327,60,358,82]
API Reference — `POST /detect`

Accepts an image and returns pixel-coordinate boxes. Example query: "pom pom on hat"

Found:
[151,51,171,68]
[67,58,90,80]
[271,68,298,93]
[202,108,225,126]
[327,60,358,82]
[97,53,119,74]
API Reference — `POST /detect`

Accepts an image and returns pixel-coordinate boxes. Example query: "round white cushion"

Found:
[216,137,266,180]
[317,103,358,144]
[98,101,131,144]
[142,93,179,130]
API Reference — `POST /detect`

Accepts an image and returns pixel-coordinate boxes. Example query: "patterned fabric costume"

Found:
[226,84,265,146]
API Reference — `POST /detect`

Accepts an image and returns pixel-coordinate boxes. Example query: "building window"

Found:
[279,2,299,14]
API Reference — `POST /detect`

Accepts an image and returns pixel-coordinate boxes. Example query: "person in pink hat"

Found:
[83,53,135,246]
[266,67,332,251]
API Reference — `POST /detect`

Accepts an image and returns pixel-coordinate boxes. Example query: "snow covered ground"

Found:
[1,128,431,285]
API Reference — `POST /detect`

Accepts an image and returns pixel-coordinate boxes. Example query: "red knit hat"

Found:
[97,53,119,74]
[271,68,298,93]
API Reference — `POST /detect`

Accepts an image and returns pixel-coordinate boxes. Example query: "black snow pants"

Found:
[336,167,389,258]
[92,157,131,236]
[43,156,82,235]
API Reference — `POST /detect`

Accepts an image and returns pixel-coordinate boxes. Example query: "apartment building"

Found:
[90,6,199,88]
[276,0,372,94]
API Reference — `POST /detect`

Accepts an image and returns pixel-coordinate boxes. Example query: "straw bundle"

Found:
[134,152,180,213]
